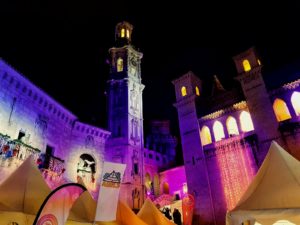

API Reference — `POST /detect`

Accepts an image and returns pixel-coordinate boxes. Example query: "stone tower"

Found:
[172,71,215,225]
[233,47,280,163]
[106,21,144,209]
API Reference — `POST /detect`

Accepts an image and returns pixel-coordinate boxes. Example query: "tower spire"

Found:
[211,75,225,96]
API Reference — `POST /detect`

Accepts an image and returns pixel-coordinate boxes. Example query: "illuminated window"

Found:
[291,91,300,116]
[181,86,187,96]
[240,111,254,132]
[195,86,200,96]
[126,29,130,38]
[200,126,212,146]
[226,116,239,136]
[257,59,261,65]
[121,28,125,38]
[242,59,251,72]
[213,121,225,141]
[273,98,291,122]
[117,58,123,72]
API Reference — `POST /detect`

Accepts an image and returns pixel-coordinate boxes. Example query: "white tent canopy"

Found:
[226,141,300,225]
[0,155,51,224]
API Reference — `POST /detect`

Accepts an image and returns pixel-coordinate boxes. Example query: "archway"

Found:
[273,98,291,121]
[163,182,170,194]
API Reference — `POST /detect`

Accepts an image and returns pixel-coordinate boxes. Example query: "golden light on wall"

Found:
[273,98,291,122]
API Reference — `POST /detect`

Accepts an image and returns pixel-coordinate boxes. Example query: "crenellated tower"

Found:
[106,21,144,210]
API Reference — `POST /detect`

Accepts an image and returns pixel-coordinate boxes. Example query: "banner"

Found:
[33,183,86,225]
[182,194,195,225]
[95,161,126,221]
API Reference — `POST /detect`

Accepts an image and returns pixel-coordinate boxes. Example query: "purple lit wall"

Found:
[159,166,186,199]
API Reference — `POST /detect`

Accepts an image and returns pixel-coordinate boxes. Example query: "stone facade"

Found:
[173,47,300,225]
[0,21,180,210]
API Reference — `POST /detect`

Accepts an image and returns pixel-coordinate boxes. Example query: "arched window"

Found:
[195,86,200,96]
[145,173,152,190]
[242,59,251,72]
[121,28,125,38]
[213,121,225,141]
[273,98,291,122]
[240,111,254,132]
[200,126,212,146]
[181,86,187,96]
[117,58,123,72]
[226,116,239,136]
[126,29,130,38]
[291,91,300,116]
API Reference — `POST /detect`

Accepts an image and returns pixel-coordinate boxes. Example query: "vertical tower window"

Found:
[213,121,225,141]
[126,29,130,38]
[273,98,291,122]
[257,59,261,65]
[242,59,251,72]
[291,91,300,116]
[226,116,239,136]
[121,28,125,38]
[117,58,123,72]
[195,86,200,96]
[181,86,187,96]
[240,111,254,132]
[200,126,212,146]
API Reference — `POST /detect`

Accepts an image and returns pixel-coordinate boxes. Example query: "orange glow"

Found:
[291,91,300,116]
[240,111,254,132]
[126,29,130,38]
[117,58,123,72]
[121,28,125,38]
[213,121,225,141]
[195,86,200,96]
[226,116,239,136]
[200,126,212,146]
[242,59,251,72]
[181,86,187,96]
[273,98,291,121]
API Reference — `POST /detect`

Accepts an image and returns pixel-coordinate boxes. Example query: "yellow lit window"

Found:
[257,59,261,65]
[126,29,130,38]
[181,86,187,96]
[195,86,200,96]
[240,111,254,132]
[273,98,291,122]
[213,121,225,142]
[243,59,251,72]
[117,58,123,72]
[200,126,212,146]
[291,91,300,116]
[121,28,125,38]
[226,116,239,136]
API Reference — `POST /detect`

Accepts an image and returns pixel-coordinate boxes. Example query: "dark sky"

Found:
[1,1,300,143]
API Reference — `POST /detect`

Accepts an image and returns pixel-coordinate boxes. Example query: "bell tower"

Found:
[106,21,144,210]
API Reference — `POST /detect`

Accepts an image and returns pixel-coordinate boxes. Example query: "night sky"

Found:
[1,1,300,161]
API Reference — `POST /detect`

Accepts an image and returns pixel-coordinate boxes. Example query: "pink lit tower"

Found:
[172,72,215,225]
[106,21,145,210]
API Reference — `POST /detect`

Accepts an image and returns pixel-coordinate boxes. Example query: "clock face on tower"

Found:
[129,56,138,77]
